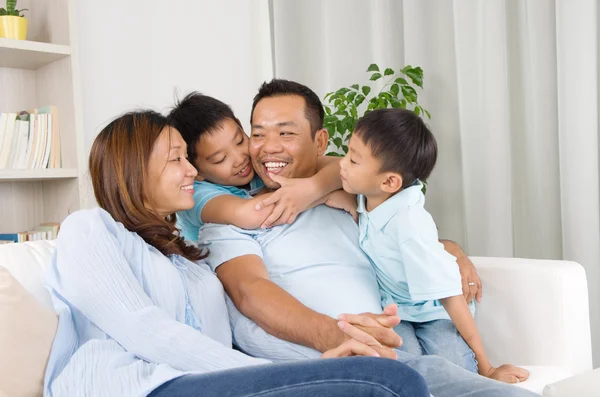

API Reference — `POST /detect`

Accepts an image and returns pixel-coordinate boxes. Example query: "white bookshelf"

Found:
[0,0,85,234]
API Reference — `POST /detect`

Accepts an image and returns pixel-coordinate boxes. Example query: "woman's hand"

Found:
[323,190,358,222]
[481,364,529,384]
[254,173,318,228]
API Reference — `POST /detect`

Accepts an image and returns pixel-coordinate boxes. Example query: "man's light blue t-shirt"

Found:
[199,205,383,361]
[177,176,264,241]
[357,181,475,323]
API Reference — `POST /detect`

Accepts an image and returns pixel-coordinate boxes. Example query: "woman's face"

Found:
[146,126,198,218]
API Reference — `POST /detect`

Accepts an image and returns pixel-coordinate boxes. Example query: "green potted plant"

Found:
[323,63,431,192]
[0,0,28,40]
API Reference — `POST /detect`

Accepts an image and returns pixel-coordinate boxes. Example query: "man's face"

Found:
[250,95,326,189]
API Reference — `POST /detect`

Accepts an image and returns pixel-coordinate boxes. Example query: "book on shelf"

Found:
[0,222,60,244]
[0,106,62,170]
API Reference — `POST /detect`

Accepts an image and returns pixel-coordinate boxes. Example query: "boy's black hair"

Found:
[168,92,241,166]
[251,79,324,138]
[354,108,437,188]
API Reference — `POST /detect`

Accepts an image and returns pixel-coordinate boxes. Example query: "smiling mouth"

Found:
[236,163,251,177]
[263,161,289,174]
[181,184,194,192]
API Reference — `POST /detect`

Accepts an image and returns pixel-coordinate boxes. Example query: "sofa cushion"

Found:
[0,240,56,309]
[543,367,600,397]
[0,265,58,397]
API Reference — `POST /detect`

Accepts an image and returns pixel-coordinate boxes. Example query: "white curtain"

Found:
[271,0,600,366]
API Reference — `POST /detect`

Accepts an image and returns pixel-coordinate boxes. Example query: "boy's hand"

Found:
[482,364,529,384]
[324,190,358,222]
[254,173,318,228]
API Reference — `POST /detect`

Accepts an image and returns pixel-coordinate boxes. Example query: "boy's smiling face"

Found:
[193,118,255,186]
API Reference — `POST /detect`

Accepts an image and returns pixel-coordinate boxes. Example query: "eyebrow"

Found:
[206,129,243,161]
[251,121,298,129]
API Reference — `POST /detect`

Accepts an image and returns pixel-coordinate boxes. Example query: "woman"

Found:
[43,110,428,397]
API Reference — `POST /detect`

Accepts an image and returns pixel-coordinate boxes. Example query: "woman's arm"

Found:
[53,209,270,372]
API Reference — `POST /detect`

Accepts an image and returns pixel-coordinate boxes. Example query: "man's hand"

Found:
[441,240,482,303]
[323,190,358,222]
[336,304,402,359]
[482,364,530,384]
[254,173,317,228]
[321,338,383,358]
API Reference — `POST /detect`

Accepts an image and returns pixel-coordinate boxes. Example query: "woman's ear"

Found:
[381,173,403,194]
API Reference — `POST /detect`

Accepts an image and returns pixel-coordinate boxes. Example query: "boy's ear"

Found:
[381,172,403,194]
[315,128,329,156]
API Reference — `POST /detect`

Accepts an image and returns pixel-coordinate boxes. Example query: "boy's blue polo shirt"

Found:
[357,181,475,322]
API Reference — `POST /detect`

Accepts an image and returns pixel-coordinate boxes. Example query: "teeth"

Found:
[237,165,248,175]
[181,185,194,191]
[264,162,288,168]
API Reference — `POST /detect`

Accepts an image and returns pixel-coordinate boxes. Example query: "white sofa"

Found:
[0,240,594,395]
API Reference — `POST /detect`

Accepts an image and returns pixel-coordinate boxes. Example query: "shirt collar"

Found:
[358,180,424,230]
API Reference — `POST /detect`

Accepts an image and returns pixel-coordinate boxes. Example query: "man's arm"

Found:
[440,239,482,303]
[216,254,346,352]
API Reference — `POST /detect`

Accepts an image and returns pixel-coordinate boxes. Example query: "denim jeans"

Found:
[149,357,429,397]
[395,320,478,373]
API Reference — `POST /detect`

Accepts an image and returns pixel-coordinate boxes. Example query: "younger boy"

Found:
[169,92,346,242]
[339,108,528,383]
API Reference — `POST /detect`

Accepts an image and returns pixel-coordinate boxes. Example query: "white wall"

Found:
[74,0,273,206]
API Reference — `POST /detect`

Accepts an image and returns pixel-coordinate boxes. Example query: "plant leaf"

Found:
[395,77,408,85]
[347,92,357,102]
[351,84,359,90]
[342,145,349,154]
[414,106,421,116]
[384,68,394,76]
[354,94,365,107]
[390,98,402,108]
[425,109,431,119]
[404,67,423,88]
[334,137,343,148]
[370,73,382,81]
[361,86,371,96]
[336,88,351,95]
[390,84,400,97]
[0,8,6,15]
[367,64,380,72]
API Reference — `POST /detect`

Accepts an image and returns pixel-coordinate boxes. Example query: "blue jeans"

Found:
[395,320,478,373]
[149,357,429,397]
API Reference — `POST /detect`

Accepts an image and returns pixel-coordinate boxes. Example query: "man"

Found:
[199,79,535,397]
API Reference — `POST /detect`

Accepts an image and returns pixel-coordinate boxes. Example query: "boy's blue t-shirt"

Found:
[357,181,475,323]
[177,175,264,241]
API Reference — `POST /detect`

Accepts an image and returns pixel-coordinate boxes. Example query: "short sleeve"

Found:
[177,182,235,241]
[199,224,264,272]
[400,236,463,301]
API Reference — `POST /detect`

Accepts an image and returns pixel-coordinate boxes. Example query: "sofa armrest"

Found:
[471,256,592,375]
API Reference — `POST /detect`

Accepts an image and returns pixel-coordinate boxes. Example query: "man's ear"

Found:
[381,172,403,194]
[315,128,329,156]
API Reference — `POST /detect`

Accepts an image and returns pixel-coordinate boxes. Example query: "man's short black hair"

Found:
[354,108,437,188]
[168,92,240,166]
[251,79,324,138]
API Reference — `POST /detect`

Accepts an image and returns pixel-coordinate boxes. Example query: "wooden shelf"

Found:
[0,38,71,70]
[0,168,78,182]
